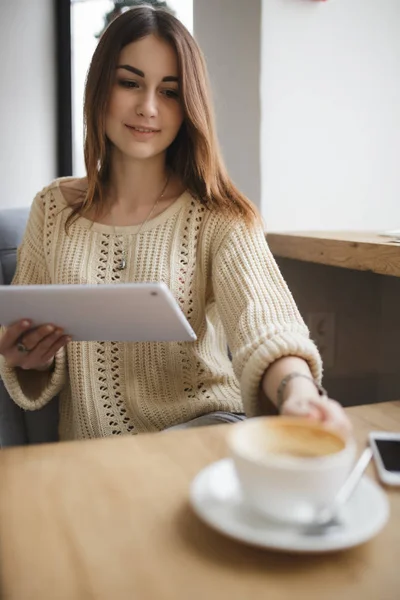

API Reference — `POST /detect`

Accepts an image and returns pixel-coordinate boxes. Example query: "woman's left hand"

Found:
[281,393,353,435]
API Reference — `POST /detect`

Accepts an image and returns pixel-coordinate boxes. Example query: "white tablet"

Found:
[0,282,197,343]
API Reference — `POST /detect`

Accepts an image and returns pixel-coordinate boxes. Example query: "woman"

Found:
[0,6,350,439]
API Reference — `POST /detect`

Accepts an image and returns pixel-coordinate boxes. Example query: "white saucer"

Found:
[190,458,390,553]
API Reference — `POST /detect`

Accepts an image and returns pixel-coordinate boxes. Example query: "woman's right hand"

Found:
[0,320,71,371]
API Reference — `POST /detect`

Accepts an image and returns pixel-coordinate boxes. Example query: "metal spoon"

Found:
[303,446,373,536]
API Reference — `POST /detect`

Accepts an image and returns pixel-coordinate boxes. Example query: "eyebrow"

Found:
[117,64,179,83]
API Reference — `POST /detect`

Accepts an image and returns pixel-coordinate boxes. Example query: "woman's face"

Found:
[105,34,184,163]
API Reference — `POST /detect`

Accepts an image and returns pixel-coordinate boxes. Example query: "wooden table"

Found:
[0,402,399,600]
[267,231,400,277]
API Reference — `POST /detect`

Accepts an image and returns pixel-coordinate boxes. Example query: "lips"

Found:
[125,124,160,133]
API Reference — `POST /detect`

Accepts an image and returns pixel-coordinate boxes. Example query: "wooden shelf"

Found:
[266,231,400,278]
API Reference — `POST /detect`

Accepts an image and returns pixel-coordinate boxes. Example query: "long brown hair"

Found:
[65,5,259,231]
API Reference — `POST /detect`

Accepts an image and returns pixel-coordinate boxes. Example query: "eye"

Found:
[162,89,180,100]
[117,79,139,89]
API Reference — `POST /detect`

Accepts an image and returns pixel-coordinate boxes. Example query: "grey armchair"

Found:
[0,207,59,447]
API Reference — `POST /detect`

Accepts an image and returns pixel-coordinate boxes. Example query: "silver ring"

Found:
[17,341,30,354]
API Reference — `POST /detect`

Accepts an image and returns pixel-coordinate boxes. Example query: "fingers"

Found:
[19,329,70,371]
[281,396,320,419]
[30,334,71,368]
[20,324,58,351]
[0,319,32,354]
[281,395,353,435]
[0,321,71,371]
[315,398,353,435]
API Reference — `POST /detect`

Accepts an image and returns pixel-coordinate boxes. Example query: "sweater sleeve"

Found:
[0,190,67,410]
[212,218,323,417]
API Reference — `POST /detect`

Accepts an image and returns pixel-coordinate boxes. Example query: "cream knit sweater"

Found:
[0,178,322,440]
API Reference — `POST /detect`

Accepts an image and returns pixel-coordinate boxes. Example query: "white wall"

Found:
[167,0,193,31]
[194,0,262,207]
[261,0,400,231]
[0,0,56,208]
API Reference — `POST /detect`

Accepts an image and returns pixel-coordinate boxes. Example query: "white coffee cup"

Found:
[228,416,356,524]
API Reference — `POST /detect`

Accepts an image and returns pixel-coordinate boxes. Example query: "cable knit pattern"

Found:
[0,177,322,440]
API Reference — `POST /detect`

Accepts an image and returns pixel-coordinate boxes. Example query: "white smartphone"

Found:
[369,431,400,486]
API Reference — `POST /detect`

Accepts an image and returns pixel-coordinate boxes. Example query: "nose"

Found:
[136,89,158,119]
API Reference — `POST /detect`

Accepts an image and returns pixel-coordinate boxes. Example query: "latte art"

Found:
[250,422,345,459]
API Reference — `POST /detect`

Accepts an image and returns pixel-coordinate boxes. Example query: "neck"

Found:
[107,149,169,212]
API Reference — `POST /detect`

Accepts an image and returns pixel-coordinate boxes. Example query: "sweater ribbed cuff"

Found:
[239,332,323,417]
[0,350,67,411]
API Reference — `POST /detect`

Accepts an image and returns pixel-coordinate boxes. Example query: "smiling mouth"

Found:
[126,125,160,133]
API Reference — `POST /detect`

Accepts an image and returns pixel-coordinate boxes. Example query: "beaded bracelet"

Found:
[276,372,328,413]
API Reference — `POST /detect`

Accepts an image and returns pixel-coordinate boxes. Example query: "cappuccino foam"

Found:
[248,421,345,459]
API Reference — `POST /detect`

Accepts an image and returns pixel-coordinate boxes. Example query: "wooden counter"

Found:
[267,231,400,277]
[0,402,399,600]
